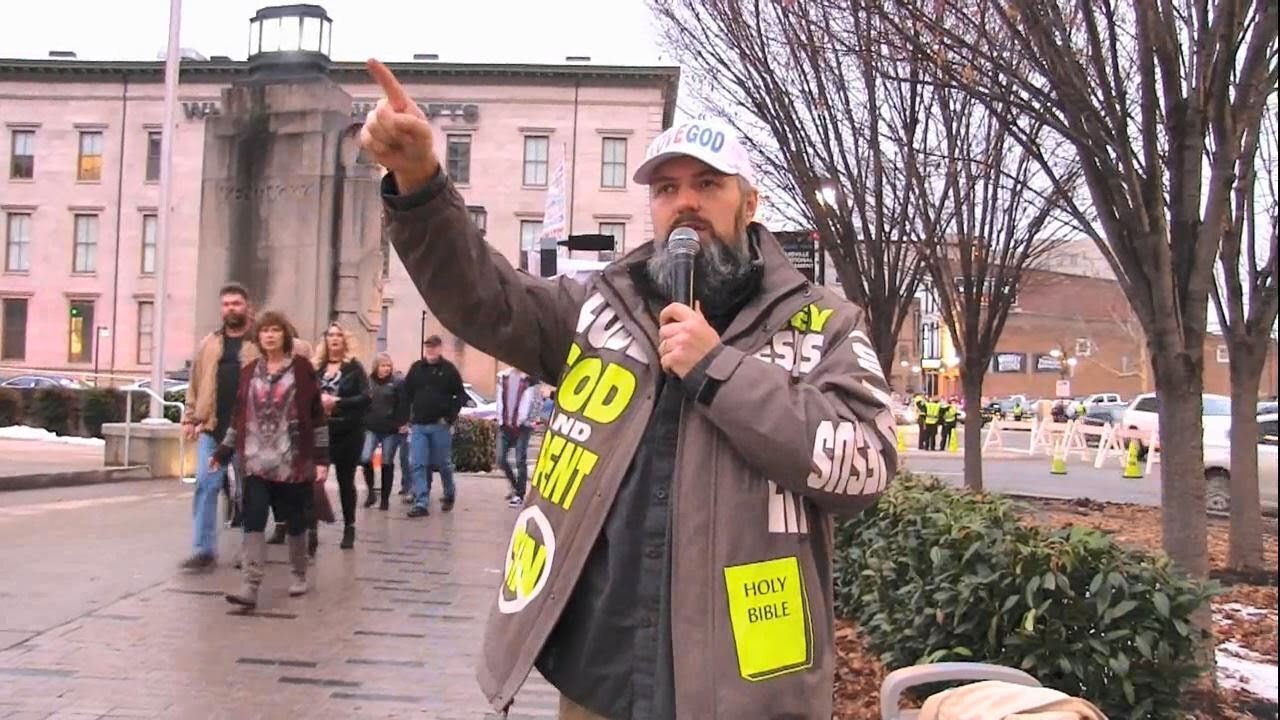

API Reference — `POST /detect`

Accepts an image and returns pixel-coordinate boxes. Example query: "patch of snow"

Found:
[1216,602,1273,620]
[1217,644,1279,702]
[0,425,105,447]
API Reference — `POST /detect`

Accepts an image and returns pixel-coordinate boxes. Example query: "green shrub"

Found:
[834,475,1216,720]
[27,387,81,437]
[163,389,186,423]
[0,388,22,426]
[452,417,496,472]
[81,388,123,438]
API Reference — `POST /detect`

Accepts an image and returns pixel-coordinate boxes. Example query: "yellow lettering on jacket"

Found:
[498,506,557,615]
[530,431,600,511]
[788,303,835,334]
[557,352,637,424]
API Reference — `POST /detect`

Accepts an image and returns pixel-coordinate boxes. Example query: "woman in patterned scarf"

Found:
[213,311,329,609]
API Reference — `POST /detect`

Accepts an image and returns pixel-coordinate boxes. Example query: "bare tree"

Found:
[870,0,1278,582]
[1212,96,1279,572]
[1073,303,1153,392]
[909,84,1076,491]
[649,0,938,379]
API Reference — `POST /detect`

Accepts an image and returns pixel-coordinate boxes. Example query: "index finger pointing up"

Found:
[367,58,412,112]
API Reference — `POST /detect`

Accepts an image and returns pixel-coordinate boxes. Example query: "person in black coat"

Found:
[315,322,370,549]
[360,352,409,511]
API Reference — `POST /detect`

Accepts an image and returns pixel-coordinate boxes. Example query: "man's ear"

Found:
[743,185,760,223]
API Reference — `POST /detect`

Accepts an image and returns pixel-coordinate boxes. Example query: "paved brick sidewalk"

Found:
[0,473,558,719]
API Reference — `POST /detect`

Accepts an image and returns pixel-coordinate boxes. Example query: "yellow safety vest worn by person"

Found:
[925,400,941,425]
[944,405,958,423]
[1076,401,1086,417]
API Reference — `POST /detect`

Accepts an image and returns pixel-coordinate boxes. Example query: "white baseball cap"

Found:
[633,118,756,187]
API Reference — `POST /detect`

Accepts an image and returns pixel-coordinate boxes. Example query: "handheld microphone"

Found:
[666,227,701,307]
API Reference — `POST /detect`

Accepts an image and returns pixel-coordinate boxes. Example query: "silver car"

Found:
[1203,413,1279,514]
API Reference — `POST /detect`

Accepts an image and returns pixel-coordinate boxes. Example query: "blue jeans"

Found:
[410,422,455,509]
[193,433,228,557]
[497,425,532,498]
[361,430,405,469]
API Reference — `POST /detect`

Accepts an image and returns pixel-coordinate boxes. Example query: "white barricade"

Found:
[982,417,1040,455]
[1061,420,1104,462]
[1031,419,1075,456]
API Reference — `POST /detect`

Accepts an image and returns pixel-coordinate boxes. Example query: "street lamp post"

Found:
[149,0,183,418]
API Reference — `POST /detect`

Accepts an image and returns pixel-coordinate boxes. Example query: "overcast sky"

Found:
[0,0,670,65]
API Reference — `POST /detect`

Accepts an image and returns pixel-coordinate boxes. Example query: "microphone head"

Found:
[666,227,701,257]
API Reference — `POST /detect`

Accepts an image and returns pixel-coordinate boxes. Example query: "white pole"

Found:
[151,0,183,419]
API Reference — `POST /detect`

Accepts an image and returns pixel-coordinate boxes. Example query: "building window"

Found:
[598,222,626,261]
[77,131,104,182]
[73,214,98,273]
[68,300,95,363]
[381,229,391,278]
[523,136,549,187]
[520,220,543,271]
[137,301,154,364]
[601,137,627,188]
[10,130,34,179]
[1,298,27,360]
[145,131,161,182]
[141,214,157,274]
[5,213,31,273]
[376,305,389,353]
[1073,337,1092,357]
[446,135,471,184]
[1216,345,1229,364]
[468,206,487,237]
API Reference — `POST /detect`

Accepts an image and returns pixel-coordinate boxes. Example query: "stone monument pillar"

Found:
[195,4,383,354]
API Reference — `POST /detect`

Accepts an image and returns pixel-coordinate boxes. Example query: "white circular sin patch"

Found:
[497,505,557,614]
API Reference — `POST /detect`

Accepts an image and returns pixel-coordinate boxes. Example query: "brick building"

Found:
[0,41,678,395]
[903,240,1278,402]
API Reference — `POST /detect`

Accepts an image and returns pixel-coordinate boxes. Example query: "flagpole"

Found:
[150,0,183,418]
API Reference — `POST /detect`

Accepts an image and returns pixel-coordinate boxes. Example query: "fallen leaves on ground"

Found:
[830,499,1276,718]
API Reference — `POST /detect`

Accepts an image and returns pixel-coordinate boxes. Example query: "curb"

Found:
[0,466,153,492]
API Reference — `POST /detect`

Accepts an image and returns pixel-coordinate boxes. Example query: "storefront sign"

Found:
[992,352,1026,373]
[1034,353,1062,373]
[774,231,817,283]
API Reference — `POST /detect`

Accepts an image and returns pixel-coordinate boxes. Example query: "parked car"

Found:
[1258,400,1278,417]
[0,374,85,389]
[1076,405,1126,445]
[1080,392,1124,407]
[1120,392,1233,451]
[459,383,497,421]
[121,377,189,395]
[1203,413,1279,514]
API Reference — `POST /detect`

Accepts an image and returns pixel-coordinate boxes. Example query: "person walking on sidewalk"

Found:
[213,310,329,609]
[403,335,465,518]
[314,322,370,549]
[496,366,540,508]
[361,352,409,511]
[179,283,252,571]
[363,62,898,720]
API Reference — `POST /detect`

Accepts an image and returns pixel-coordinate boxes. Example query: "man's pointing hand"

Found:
[361,58,438,194]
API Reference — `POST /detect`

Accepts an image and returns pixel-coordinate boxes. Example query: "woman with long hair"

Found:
[212,311,328,608]
[314,321,370,549]
[360,352,409,511]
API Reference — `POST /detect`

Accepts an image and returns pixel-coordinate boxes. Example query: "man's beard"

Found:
[223,313,248,331]
[646,213,753,314]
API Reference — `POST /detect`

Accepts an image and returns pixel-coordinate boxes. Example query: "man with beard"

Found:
[179,283,253,570]
[363,60,898,720]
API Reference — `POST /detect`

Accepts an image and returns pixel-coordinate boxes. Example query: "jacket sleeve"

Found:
[183,334,208,424]
[684,307,899,518]
[518,387,539,427]
[336,360,371,414]
[299,360,330,467]
[383,171,586,383]
[393,379,411,427]
[447,364,466,423]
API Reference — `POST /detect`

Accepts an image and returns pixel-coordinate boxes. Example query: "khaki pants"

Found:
[559,695,610,720]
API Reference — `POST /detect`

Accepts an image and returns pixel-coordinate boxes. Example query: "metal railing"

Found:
[121,387,191,481]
